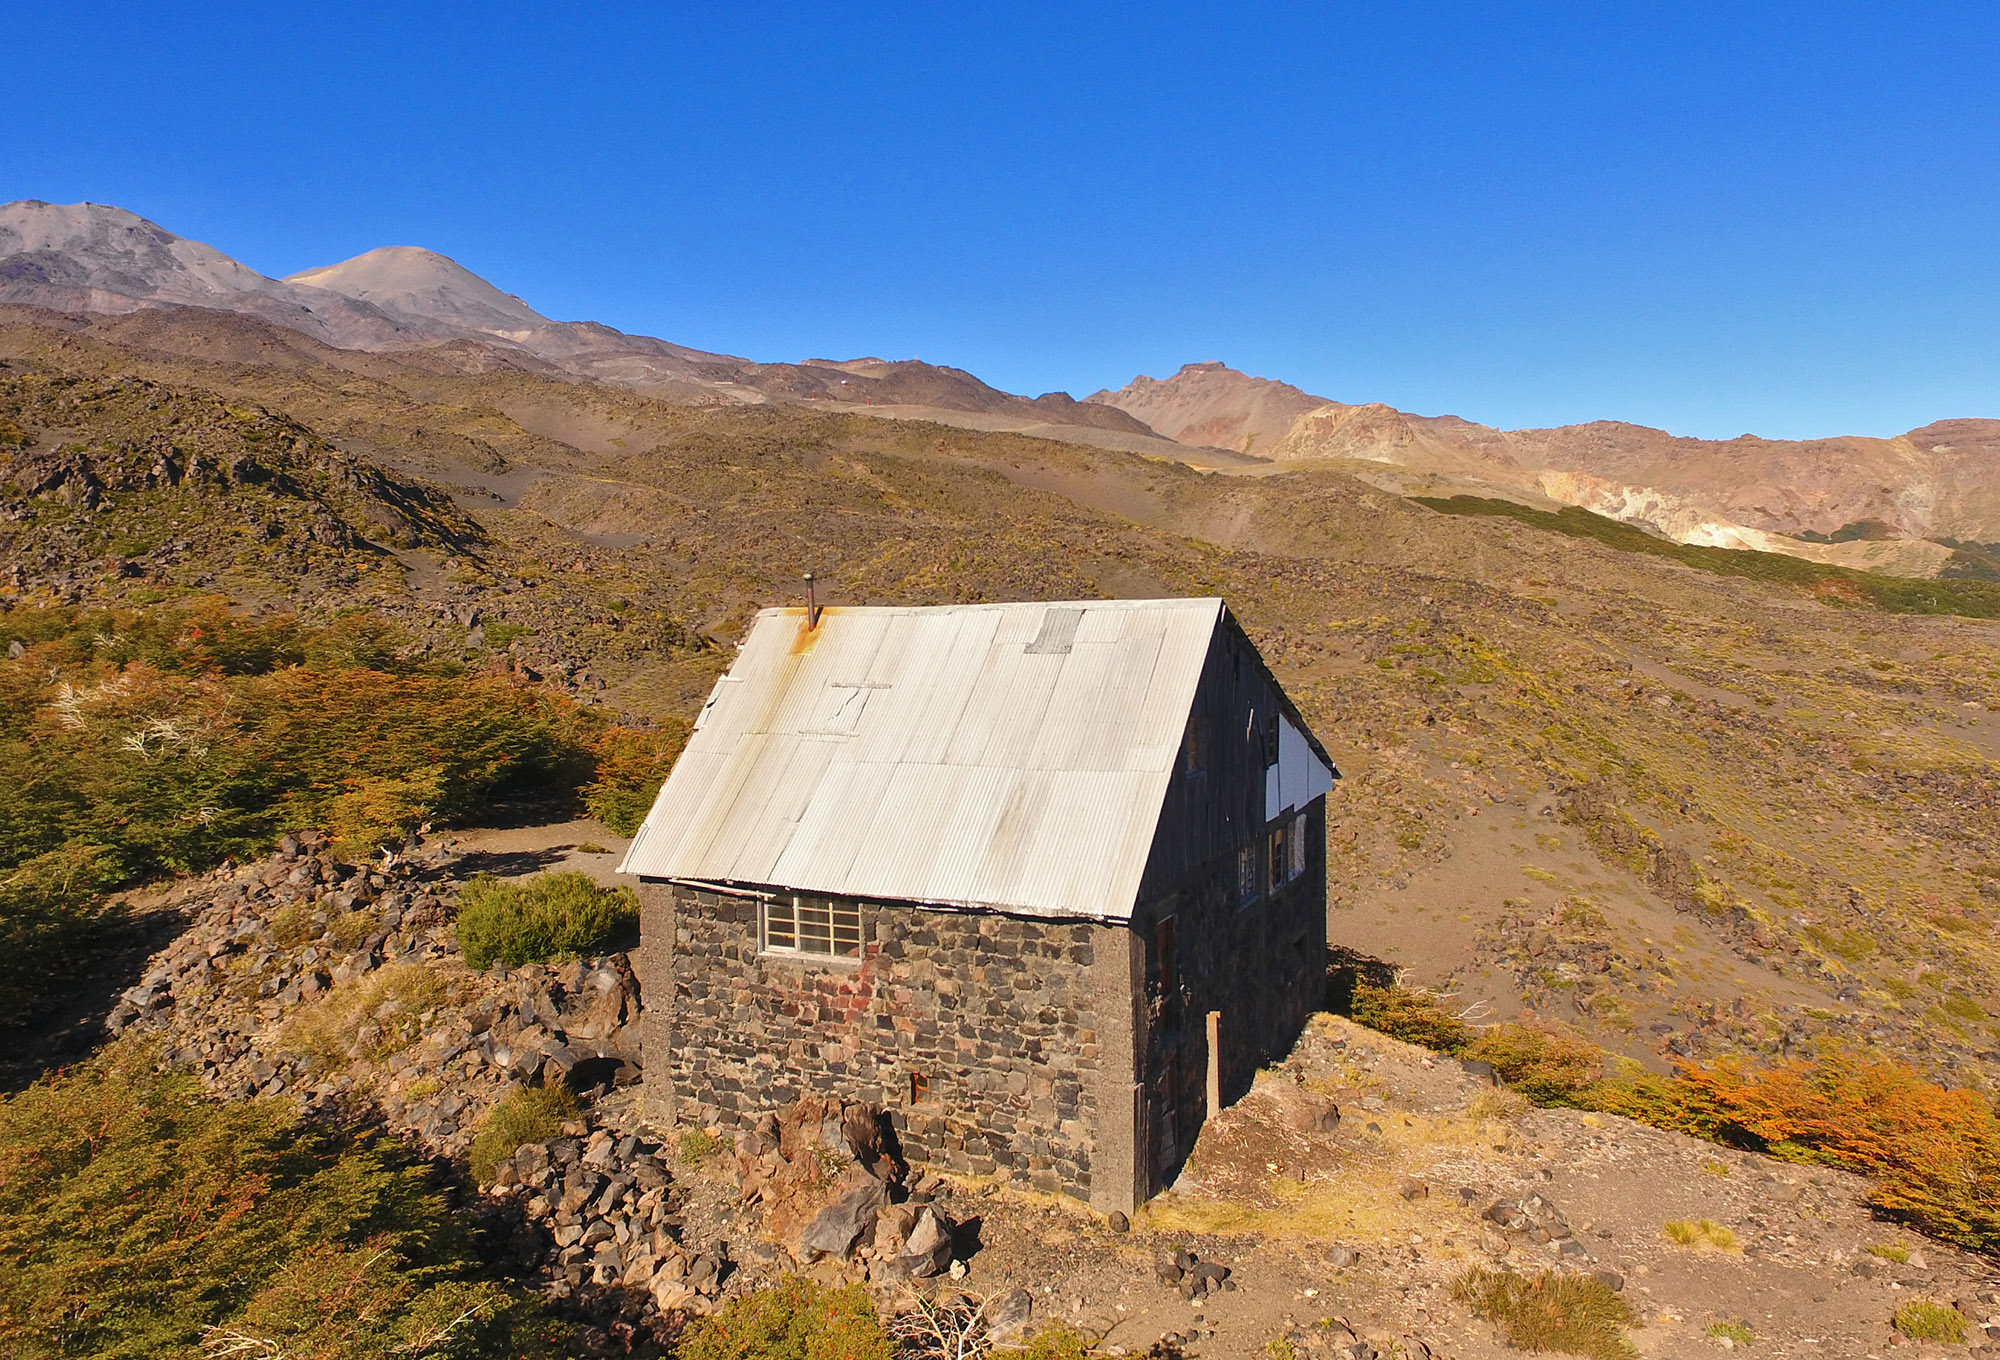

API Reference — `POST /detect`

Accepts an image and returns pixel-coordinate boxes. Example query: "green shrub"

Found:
[0,1044,559,1358]
[992,1321,1096,1360]
[1350,984,1472,1053]
[0,601,675,1028]
[677,1276,892,1360]
[1892,1301,1968,1343]
[1706,1321,1753,1344]
[679,1127,727,1165]
[469,1082,580,1184]
[456,871,638,970]
[1450,1267,1635,1359]
[581,722,688,836]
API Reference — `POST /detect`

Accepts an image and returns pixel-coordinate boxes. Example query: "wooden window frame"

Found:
[761,893,863,960]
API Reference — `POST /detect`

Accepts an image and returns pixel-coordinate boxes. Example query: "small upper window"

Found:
[1268,812,1308,892]
[763,893,863,958]
[1236,845,1260,909]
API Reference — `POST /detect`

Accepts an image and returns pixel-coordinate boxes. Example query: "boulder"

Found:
[982,1288,1034,1344]
[873,1203,917,1254]
[798,1177,888,1260]
[896,1205,955,1278]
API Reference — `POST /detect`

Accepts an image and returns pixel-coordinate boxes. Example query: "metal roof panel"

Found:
[621,597,1227,918]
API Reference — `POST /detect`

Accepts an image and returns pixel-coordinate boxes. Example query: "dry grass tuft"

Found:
[469,1082,579,1184]
[1467,1087,1532,1122]
[1662,1218,1741,1252]
[1451,1266,1635,1359]
[280,963,455,1071]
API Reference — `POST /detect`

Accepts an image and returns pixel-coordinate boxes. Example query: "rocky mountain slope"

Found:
[0,201,1161,445]
[1085,361,1330,455]
[2,303,1995,1104]
[21,199,1999,567]
[3,298,1998,1355]
[1088,362,2000,571]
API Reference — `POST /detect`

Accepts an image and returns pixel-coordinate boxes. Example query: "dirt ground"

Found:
[642,1015,1997,1359]
[454,822,1999,1357]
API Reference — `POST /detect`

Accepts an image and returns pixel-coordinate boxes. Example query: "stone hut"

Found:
[620,598,1338,1215]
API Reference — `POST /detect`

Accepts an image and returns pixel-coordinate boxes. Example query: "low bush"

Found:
[582,721,688,836]
[992,1321,1096,1359]
[676,1276,892,1360]
[1348,984,2000,1254]
[679,1127,727,1165]
[1449,1267,1634,1359]
[469,1082,579,1184]
[1706,1321,1753,1344]
[0,600,674,1027]
[1866,1243,1910,1263]
[0,842,125,1025]
[0,1044,562,1358]
[1670,1054,2000,1252]
[1349,984,1472,1053]
[1892,1301,1968,1343]
[1462,1021,1603,1106]
[455,872,639,970]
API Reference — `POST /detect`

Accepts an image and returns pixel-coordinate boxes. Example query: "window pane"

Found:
[1290,813,1308,880]
[831,902,862,957]
[765,897,796,949]
[798,896,833,953]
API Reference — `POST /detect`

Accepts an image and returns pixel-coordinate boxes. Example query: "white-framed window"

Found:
[1266,812,1309,894]
[762,893,863,958]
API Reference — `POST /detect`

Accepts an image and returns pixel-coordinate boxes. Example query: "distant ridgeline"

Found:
[1414,496,2000,617]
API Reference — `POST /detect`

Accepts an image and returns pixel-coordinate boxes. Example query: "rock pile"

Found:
[1480,1192,1593,1265]
[98,831,699,1340]
[107,833,642,1157]
[482,1125,733,1314]
[1154,1246,1234,1301]
[1269,1317,1442,1360]
[730,1096,967,1286]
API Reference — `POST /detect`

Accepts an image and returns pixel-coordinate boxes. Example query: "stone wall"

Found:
[639,883,1128,1205]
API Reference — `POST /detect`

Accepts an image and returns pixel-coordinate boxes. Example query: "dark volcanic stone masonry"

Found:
[642,886,1114,1199]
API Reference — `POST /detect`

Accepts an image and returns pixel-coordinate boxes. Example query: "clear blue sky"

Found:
[10,2,1999,439]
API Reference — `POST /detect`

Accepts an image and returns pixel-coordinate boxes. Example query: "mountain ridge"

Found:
[0,201,1158,445]
[9,199,2000,559]
[1088,360,2000,556]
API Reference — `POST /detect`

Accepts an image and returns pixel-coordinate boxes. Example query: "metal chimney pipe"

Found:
[803,572,822,629]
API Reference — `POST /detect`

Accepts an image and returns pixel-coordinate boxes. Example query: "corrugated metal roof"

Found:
[619,598,1227,920]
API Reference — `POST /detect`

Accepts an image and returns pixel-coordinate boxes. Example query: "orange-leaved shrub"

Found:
[1462,1020,1604,1106]
[1660,1053,2000,1251]
[582,720,689,836]
[1346,984,2000,1253]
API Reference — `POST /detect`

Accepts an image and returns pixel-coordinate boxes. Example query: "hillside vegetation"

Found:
[2,310,1995,1099]
[0,600,681,1029]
